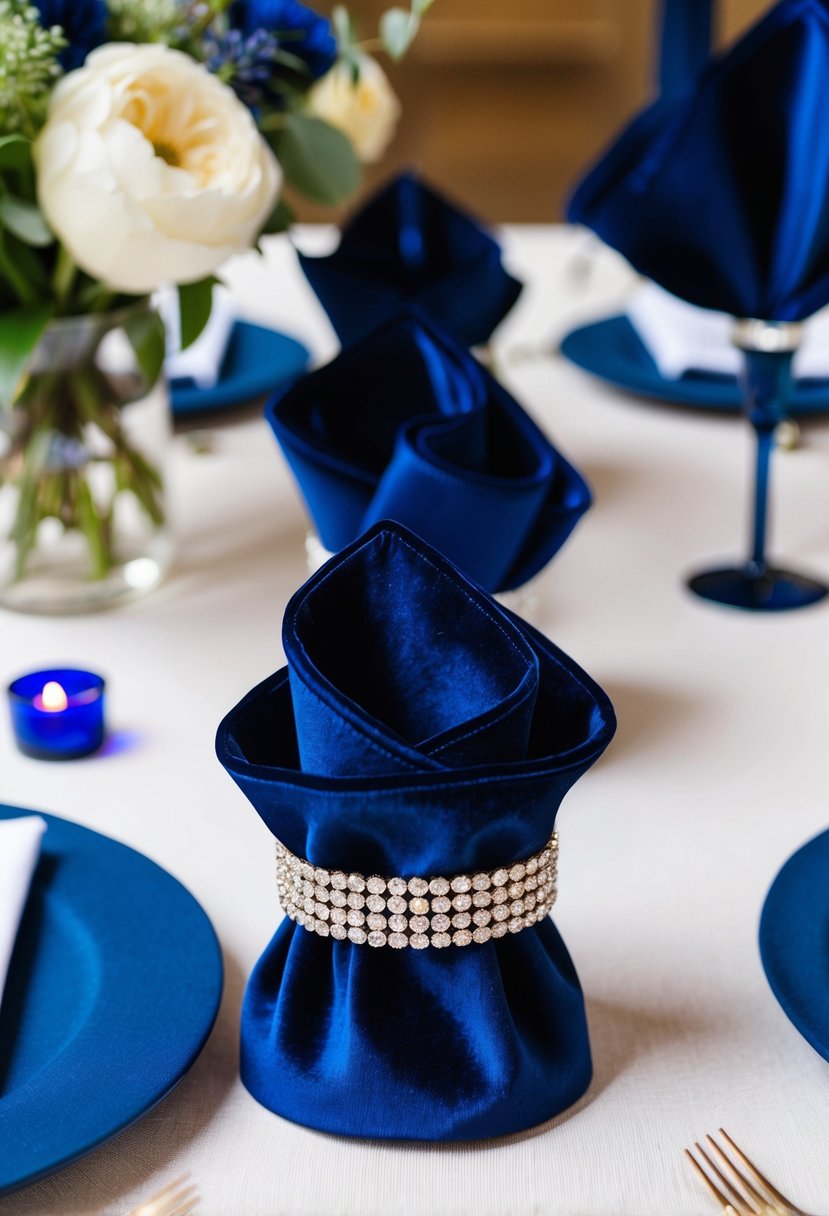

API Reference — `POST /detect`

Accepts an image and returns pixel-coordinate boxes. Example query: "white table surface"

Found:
[1,226,827,1216]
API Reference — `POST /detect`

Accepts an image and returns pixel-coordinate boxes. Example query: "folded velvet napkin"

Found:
[657,0,713,102]
[569,0,829,323]
[0,817,45,1014]
[628,282,829,380]
[266,309,590,594]
[298,171,523,348]
[216,521,615,1141]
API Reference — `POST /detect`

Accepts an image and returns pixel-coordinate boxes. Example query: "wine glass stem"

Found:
[750,424,773,573]
[741,347,794,576]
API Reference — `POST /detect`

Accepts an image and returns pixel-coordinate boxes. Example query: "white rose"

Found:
[308,55,401,165]
[35,43,281,294]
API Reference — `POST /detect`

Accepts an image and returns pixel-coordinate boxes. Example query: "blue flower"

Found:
[203,28,288,110]
[230,0,336,82]
[34,0,108,71]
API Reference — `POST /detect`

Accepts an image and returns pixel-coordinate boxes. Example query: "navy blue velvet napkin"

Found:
[266,308,590,593]
[569,0,829,322]
[658,0,714,102]
[216,521,615,1140]
[299,171,523,348]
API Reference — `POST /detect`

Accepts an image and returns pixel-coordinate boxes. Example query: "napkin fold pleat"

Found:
[217,522,615,1140]
[285,526,541,777]
[0,817,46,1013]
[299,171,522,348]
[267,309,590,593]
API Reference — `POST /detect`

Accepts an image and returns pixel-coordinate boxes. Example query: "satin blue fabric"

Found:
[266,309,590,593]
[569,0,829,322]
[216,522,616,1140]
[658,0,714,101]
[298,171,523,348]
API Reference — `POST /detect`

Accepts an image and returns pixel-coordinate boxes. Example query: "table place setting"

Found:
[0,0,828,1214]
[568,0,829,612]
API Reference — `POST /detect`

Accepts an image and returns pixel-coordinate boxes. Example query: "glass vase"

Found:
[0,303,173,614]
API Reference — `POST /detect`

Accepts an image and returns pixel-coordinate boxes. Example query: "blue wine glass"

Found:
[687,320,828,611]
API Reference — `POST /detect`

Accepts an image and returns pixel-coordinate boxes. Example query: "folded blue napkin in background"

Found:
[657,0,714,102]
[216,521,615,1140]
[569,0,829,322]
[267,308,590,593]
[298,171,523,348]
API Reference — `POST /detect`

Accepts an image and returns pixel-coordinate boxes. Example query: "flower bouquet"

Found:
[0,0,425,612]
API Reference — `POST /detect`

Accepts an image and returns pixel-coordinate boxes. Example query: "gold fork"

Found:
[684,1128,822,1216]
[123,1174,200,1216]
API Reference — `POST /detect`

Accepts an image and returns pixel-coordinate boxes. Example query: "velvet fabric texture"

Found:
[658,0,713,101]
[266,309,590,593]
[298,172,522,348]
[216,522,616,1141]
[569,0,829,322]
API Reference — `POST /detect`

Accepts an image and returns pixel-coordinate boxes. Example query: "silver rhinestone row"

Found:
[275,831,558,948]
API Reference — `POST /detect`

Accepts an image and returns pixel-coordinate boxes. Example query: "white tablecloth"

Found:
[1,227,827,1216]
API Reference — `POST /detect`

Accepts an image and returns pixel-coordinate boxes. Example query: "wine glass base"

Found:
[687,565,828,611]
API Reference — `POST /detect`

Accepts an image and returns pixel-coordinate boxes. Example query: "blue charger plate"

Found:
[170,319,309,417]
[559,314,829,416]
[759,828,829,1064]
[0,805,223,1197]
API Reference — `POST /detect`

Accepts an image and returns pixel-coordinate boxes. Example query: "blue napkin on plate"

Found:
[266,308,590,593]
[298,171,523,348]
[569,0,829,322]
[216,521,615,1140]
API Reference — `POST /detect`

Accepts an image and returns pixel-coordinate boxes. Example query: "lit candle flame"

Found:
[40,681,68,713]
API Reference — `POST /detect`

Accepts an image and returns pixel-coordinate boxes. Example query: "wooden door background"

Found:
[307,0,772,222]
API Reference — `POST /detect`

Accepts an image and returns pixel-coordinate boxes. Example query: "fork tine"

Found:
[685,1143,753,1211]
[718,1129,798,1214]
[685,1148,742,1213]
[694,1142,762,1215]
[706,1135,771,1212]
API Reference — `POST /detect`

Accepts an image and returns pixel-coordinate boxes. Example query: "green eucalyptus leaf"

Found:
[0,195,53,247]
[379,7,418,59]
[123,307,166,388]
[177,277,218,351]
[0,135,33,173]
[261,196,296,236]
[277,113,361,205]
[411,0,434,16]
[0,301,53,410]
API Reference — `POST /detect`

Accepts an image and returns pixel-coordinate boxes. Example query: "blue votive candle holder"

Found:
[8,668,106,760]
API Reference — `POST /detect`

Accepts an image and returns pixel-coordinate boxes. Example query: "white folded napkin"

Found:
[628,280,829,380]
[161,285,235,389]
[0,816,46,1013]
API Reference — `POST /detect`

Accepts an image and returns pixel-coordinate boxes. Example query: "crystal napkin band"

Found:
[275,831,559,948]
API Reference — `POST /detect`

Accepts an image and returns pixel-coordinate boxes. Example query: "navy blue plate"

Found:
[759,828,829,1064]
[170,320,309,417]
[559,315,829,416]
[0,806,223,1197]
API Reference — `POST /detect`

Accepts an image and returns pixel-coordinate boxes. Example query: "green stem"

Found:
[7,355,166,583]
[52,245,78,309]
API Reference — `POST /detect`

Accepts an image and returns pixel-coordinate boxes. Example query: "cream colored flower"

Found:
[308,55,401,165]
[35,43,281,294]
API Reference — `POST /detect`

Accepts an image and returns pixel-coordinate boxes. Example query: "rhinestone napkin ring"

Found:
[275,832,559,948]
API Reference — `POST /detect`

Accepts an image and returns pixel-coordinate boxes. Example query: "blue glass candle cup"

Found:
[8,668,106,760]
